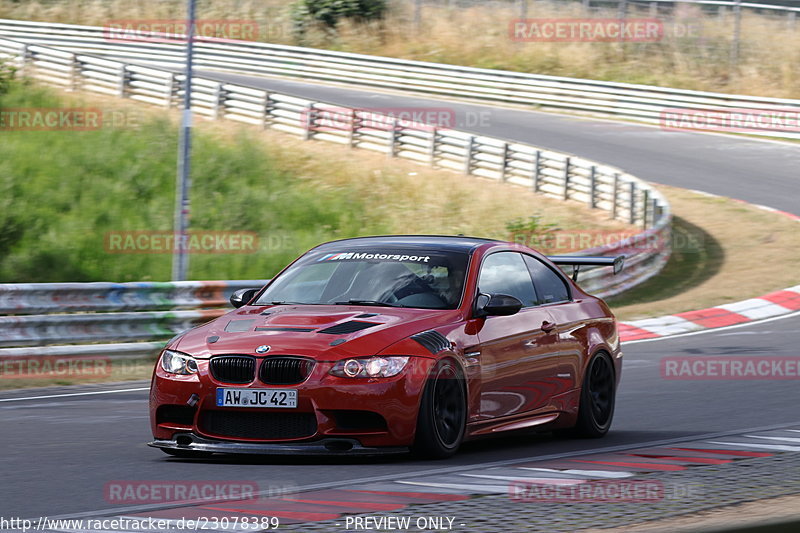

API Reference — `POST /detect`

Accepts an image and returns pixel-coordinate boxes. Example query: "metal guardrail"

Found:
[0,280,267,315]
[584,0,800,12]
[0,19,797,140]
[590,0,800,12]
[0,35,671,359]
[0,281,266,356]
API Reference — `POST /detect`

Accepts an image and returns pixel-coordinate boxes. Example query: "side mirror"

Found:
[230,288,260,308]
[475,293,523,317]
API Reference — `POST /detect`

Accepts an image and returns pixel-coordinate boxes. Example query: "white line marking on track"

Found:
[0,387,149,403]
[519,468,634,479]
[459,474,585,485]
[743,435,800,444]
[396,481,508,493]
[706,441,800,452]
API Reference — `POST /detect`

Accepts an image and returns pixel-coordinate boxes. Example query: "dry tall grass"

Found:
[1,1,797,97]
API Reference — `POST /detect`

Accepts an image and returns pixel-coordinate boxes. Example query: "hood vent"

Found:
[412,330,450,354]
[318,321,379,335]
[224,319,255,333]
[255,326,316,332]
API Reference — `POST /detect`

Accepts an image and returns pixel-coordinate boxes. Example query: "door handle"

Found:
[541,321,557,333]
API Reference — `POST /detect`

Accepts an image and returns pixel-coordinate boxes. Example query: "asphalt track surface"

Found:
[1,73,799,524]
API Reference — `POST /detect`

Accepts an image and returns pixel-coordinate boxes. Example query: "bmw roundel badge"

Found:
[255,345,271,354]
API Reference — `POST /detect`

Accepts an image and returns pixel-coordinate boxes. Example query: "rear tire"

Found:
[411,360,467,459]
[571,351,616,438]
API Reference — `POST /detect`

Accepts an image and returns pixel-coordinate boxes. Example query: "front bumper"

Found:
[149,433,407,456]
[150,356,436,448]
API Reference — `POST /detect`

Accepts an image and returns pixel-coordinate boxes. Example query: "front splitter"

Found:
[148,433,408,456]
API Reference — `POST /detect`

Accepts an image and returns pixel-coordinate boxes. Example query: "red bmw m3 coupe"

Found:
[149,235,624,458]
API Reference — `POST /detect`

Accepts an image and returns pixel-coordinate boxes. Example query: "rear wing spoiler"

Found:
[547,255,625,282]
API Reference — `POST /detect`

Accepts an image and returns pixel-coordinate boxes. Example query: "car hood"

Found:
[172,304,459,360]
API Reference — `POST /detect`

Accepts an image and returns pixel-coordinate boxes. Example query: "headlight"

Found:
[160,350,198,375]
[330,356,409,378]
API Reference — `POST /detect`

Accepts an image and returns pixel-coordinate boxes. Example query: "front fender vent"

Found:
[412,330,450,354]
[318,321,379,335]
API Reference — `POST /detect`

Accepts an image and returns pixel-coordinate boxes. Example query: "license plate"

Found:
[216,388,297,408]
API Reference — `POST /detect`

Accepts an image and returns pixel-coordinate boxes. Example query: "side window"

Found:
[523,255,570,304]
[478,252,538,307]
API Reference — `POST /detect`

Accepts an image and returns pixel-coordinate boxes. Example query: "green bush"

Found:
[291,0,386,40]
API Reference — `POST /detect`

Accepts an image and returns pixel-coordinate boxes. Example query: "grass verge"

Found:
[609,184,800,321]
[0,80,630,282]
[0,357,155,391]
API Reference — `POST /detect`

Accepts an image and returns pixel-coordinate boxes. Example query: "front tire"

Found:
[571,351,616,438]
[412,360,467,459]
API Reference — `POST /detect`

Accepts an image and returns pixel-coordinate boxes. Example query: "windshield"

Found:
[255,248,469,309]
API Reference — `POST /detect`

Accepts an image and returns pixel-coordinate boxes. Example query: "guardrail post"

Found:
[429,128,438,167]
[611,173,620,220]
[16,43,30,78]
[117,64,129,98]
[731,0,742,68]
[563,157,571,200]
[532,150,541,192]
[642,189,650,229]
[212,82,225,120]
[165,73,177,109]
[589,166,597,209]
[68,53,79,92]
[413,0,422,31]
[629,181,637,225]
[262,92,274,130]
[303,105,315,140]
[464,135,475,175]
[348,109,358,148]
[388,118,399,157]
[789,12,797,30]
[501,142,509,182]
